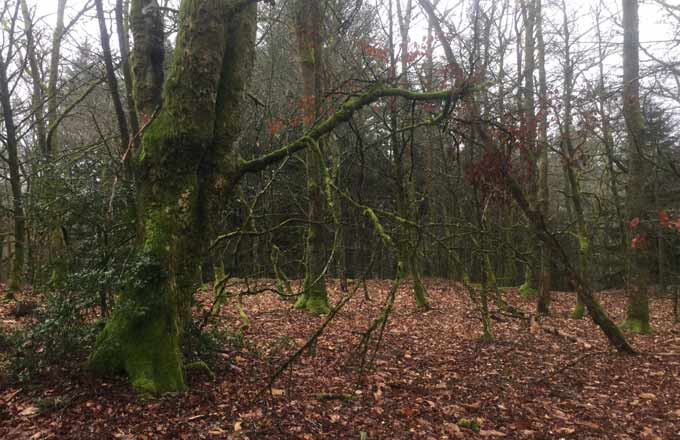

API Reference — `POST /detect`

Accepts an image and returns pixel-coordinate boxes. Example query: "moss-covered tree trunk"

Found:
[622,0,651,333]
[88,0,257,393]
[293,0,331,315]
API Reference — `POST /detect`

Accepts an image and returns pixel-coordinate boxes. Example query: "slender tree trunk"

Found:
[622,0,651,333]
[47,0,67,156]
[0,53,25,295]
[293,0,331,314]
[595,2,627,256]
[558,0,589,319]
[536,0,551,315]
[419,0,635,354]
[20,0,47,156]
[95,0,130,156]
[116,0,141,150]
[394,0,429,309]
[519,0,540,299]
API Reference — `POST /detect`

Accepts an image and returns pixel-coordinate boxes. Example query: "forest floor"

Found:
[1,279,679,440]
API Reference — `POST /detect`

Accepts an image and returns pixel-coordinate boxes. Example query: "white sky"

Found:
[28,0,679,108]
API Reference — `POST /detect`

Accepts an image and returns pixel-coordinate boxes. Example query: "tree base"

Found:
[571,302,585,319]
[519,282,537,299]
[620,319,652,334]
[412,281,430,311]
[294,293,330,315]
[88,306,185,395]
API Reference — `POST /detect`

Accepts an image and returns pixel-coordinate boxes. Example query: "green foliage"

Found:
[6,291,103,383]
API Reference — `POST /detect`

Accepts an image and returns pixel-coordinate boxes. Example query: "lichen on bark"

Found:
[89,0,256,394]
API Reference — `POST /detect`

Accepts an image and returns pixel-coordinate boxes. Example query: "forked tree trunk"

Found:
[88,0,257,393]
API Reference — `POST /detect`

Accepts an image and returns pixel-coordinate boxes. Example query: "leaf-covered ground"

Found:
[1,280,679,439]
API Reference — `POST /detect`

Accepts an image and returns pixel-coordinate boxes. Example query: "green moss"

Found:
[88,304,185,395]
[624,288,651,334]
[294,291,330,315]
[305,295,330,315]
[293,293,308,310]
[457,418,480,433]
[569,297,585,319]
[88,254,186,395]
[412,277,430,311]
[519,282,537,299]
[620,318,652,334]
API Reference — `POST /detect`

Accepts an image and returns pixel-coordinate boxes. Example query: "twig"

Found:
[531,351,608,385]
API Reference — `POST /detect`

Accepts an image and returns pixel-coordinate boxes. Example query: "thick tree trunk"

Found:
[89,0,256,393]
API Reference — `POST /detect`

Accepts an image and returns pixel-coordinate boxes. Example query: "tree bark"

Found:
[20,0,47,156]
[0,15,25,294]
[622,0,652,333]
[88,0,257,393]
[47,0,67,156]
[519,0,540,299]
[559,0,589,319]
[95,0,131,157]
[419,0,635,354]
[115,0,141,150]
[293,0,331,314]
[535,0,551,315]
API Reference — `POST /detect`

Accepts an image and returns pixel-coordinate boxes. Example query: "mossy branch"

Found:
[238,85,468,175]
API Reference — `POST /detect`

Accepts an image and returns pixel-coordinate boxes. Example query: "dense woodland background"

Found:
[0,0,680,438]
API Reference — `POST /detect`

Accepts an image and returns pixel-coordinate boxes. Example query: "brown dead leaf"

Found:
[641,427,662,440]
[208,427,225,435]
[480,429,507,437]
[271,388,285,396]
[19,406,39,417]
[639,393,656,400]
[233,421,242,432]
